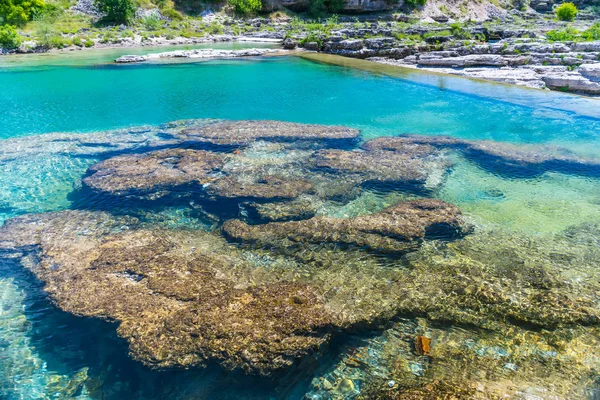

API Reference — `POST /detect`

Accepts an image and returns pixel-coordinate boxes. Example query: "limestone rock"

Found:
[223,199,468,254]
[178,120,360,148]
[0,211,334,376]
[363,135,600,177]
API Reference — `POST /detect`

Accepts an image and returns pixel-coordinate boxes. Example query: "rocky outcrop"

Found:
[363,135,600,177]
[311,140,450,191]
[0,211,335,376]
[178,120,360,148]
[115,48,281,63]
[223,199,469,253]
[83,149,226,198]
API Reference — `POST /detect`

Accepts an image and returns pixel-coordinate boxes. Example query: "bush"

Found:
[546,26,578,41]
[142,14,163,30]
[94,0,135,24]
[84,38,94,47]
[308,0,344,15]
[404,0,426,7]
[160,8,183,20]
[582,23,600,40]
[227,0,261,15]
[556,2,577,21]
[0,0,45,26]
[0,24,21,49]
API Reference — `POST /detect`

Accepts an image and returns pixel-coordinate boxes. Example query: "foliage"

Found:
[546,26,578,41]
[546,24,600,41]
[0,24,20,48]
[227,0,261,15]
[94,0,135,24]
[299,31,322,47]
[141,14,163,30]
[556,2,577,21]
[450,22,472,39]
[404,0,426,7]
[0,0,45,26]
[309,0,344,16]
[34,21,55,46]
[581,23,600,40]
[161,8,182,20]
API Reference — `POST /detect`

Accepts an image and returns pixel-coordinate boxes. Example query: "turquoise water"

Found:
[2,56,600,150]
[1,54,600,399]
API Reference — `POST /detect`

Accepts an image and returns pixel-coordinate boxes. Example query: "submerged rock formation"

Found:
[0,211,334,376]
[363,135,600,177]
[177,120,360,149]
[83,149,226,199]
[223,199,469,253]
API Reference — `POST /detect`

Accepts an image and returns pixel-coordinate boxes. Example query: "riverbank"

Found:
[3,7,600,95]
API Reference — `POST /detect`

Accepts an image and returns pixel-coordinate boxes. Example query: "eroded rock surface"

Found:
[178,120,360,148]
[363,135,600,176]
[223,199,468,253]
[0,211,334,376]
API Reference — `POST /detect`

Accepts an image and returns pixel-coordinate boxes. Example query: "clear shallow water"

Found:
[0,55,600,399]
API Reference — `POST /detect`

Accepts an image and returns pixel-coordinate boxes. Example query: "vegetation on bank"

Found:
[547,23,600,41]
[555,2,577,21]
[1,0,600,51]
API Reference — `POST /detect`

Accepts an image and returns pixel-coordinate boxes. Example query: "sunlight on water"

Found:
[0,56,600,399]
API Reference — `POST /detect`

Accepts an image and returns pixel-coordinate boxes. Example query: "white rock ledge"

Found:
[115,48,282,63]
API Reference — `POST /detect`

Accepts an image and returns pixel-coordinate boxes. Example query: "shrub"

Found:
[84,38,94,47]
[546,26,578,41]
[0,0,45,26]
[556,2,577,21]
[72,36,82,46]
[404,0,426,7]
[35,22,56,47]
[142,14,163,30]
[582,23,600,40]
[94,0,135,24]
[227,0,261,14]
[160,8,182,20]
[0,24,21,49]
[308,0,343,15]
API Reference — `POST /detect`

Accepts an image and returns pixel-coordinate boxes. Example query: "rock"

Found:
[541,72,600,95]
[282,37,297,49]
[0,211,334,376]
[115,55,149,63]
[304,41,320,51]
[222,199,469,254]
[83,149,226,199]
[340,0,396,12]
[178,120,360,148]
[417,54,506,67]
[364,135,600,177]
[311,143,450,191]
[115,48,279,63]
[579,63,600,82]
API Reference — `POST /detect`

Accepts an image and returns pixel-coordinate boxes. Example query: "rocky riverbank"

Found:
[114,47,284,62]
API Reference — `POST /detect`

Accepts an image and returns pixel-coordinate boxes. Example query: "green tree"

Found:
[0,24,21,48]
[0,0,45,26]
[556,2,577,21]
[94,0,135,24]
[227,0,261,15]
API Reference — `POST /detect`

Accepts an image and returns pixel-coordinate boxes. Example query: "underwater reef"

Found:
[2,120,600,398]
